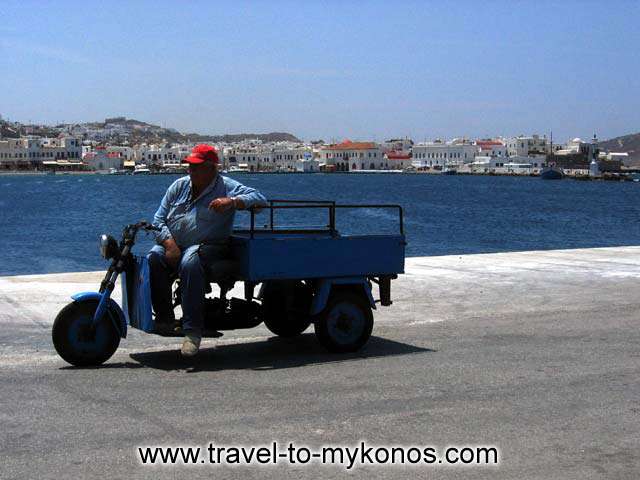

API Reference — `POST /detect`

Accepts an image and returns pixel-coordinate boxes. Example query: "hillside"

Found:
[87,117,302,144]
[599,131,640,165]
[0,116,301,144]
[182,131,301,143]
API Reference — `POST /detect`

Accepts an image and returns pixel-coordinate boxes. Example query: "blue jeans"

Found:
[147,242,231,335]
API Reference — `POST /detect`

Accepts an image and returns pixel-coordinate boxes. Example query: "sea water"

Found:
[1,173,640,275]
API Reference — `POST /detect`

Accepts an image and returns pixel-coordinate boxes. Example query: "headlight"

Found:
[99,234,119,260]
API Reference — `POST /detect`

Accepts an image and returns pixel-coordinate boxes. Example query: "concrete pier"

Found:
[1,247,639,479]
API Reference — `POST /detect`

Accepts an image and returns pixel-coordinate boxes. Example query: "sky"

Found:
[1,0,639,142]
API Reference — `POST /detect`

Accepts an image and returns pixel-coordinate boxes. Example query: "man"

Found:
[148,144,267,357]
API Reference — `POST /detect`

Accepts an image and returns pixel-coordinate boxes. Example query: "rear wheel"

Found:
[262,281,313,338]
[52,300,120,367]
[314,291,373,353]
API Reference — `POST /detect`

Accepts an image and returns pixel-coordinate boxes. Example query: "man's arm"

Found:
[209,179,268,212]
[225,180,268,210]
[153,188,174,244]
[153,182,181,268]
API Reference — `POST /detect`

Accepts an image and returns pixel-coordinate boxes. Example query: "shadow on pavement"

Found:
[127,333,433,372]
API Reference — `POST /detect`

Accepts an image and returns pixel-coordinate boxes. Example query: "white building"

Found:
[470,156,537,174]
[320,140,384,171]
[225,147,273,172]
[106,146,136,161]
[555,137,597,159]
[469,156,507,172]
[135,144,197,168]
[296,155,321,172]
[385,151,412,170]
[272,146,312,172]
[382,138,413,153]
[509,154,545,170]
[475,139,507,158]
[503,162,533,174]
[0,136,82,170]
[506,134,548,157]
[411,139,478,169]
[601,151,630,166]
[84,148,124,171]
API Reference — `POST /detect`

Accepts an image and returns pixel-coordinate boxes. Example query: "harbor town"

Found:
[0,116,636,180]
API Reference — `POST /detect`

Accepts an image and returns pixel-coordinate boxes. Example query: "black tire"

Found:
[262,281,313,338]
[52,300,121,367]
[314,291,373,353]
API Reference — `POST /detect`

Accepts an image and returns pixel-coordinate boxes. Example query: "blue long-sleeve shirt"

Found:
[152,174,267,248]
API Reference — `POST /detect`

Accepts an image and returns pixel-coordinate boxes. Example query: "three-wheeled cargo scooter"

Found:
[52,200,406,366]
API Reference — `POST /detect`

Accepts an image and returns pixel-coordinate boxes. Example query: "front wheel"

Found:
[314,292,373,353]
[52,300,120,366]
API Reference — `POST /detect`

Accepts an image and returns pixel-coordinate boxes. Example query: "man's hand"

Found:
[162,238,181,270]
[208,197,241,212]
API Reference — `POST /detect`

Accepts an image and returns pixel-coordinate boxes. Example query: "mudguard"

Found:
[71,292,128,338]
[121,255,154,333]
[310,277,376,315]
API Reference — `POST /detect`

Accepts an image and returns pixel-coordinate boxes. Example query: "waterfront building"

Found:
[84,147,124,171]
[224,144,312,172]
[382,138,413,153]
[504,162,533,174]
[469,156,507,172]
[296,154,321,173]
[411,139,478,169]
[554,137,596,158]
[81,145,93,158]
[475,139,507,158]
[225,147,273,171]
[509,154,545,170]
[320,140,385,171]
[0,136,82,170]
[272,146,312,172]
[600,151,630,166]
[506,134,548,157]
[470,156,538,174]
[105,146,136,161]
[385,151,412,170]
[135,143,197,168]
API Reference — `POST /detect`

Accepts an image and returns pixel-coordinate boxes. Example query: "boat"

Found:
[540,165,564,180]
[441,161,458,175]
[540,133,563,179]
[132,164,151,175]
[228,165,250,173]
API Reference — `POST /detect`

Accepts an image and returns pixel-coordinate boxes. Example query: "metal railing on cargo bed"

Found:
[239,199,404,238]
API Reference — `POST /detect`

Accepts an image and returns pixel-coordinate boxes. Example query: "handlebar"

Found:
[128,220,161,232]
[120,221,161,246]
[137,221,161,232]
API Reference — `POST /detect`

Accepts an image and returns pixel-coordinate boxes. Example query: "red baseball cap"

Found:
[185,144,219,164]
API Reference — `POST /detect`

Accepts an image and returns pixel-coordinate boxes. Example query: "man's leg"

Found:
[178,244,206,337]
[147,245,176,328]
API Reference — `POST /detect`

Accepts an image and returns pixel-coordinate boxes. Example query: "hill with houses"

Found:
[0,116,301,145]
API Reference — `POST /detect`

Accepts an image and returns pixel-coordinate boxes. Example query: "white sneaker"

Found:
[181,334,201,357]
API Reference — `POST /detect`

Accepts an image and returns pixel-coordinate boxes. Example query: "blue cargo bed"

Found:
[230,231,405,282]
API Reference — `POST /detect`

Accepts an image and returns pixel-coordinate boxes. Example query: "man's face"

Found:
[188,160,216,186]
